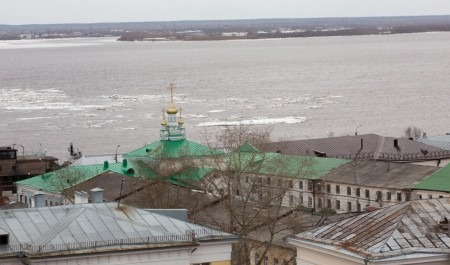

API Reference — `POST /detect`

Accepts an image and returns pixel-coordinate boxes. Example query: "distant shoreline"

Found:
[2,15,450,41]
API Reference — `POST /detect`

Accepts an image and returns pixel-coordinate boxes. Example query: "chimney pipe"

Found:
[90,188,104,203]
[103,161,109,170]
[33,192,46,208]
[394,139,399,148]
[360,138,363,149]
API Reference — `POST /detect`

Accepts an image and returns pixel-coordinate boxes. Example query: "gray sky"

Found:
[2,0,450,25]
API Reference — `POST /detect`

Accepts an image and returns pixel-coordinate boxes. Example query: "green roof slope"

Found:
[16,160,156,193]
[414,163,450,192]
[167,167,215,188]
[123,139,224,160]
[229,151,348,179]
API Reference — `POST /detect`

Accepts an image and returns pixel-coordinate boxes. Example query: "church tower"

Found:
[160,83,186,141]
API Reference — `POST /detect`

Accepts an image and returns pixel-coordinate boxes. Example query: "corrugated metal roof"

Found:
[0,203,237,256]
[264,134,450,161]
[322,160,439,189]
[414,163,450,192]
[294,198,450,259]
[418,135,450,151]
[16,160,144,193]
[229,151,348,179]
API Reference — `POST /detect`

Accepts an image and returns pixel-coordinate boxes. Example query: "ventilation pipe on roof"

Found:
[394,139,399,148]
[90,188,104,203]
[103,161,109,170]
[122,159,128,168]
[74,191,88,204]
[33,192,45,208]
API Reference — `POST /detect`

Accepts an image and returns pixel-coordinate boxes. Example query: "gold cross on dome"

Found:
[167,83,176,102]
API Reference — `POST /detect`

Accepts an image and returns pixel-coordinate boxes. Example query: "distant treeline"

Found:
[117,23,450,42]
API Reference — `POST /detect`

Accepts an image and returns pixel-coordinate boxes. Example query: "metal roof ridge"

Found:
[33,208,86,246]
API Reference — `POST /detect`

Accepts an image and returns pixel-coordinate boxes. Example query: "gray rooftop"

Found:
[418,135,450,151]
[264,134,450,161]
[293,198,450,259]
[0,202,237,257]
[321,160,439,189]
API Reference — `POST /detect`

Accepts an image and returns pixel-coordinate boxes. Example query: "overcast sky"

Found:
[2,0,450,25]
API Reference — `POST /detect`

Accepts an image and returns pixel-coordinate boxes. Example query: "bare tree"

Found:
[195,125,310,265]
[404,126,423,140]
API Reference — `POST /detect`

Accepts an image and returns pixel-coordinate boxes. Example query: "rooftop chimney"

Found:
[122,159,128,168]
[103,161,109,170]
[33,192,46,208]
[74,191,88,204]
[90,188,104,203]
[394,139,399,148]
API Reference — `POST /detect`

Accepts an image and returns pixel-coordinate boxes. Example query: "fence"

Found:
[0,228,229,256]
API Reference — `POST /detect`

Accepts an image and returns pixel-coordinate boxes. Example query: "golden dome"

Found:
[161,118,167,126]
[166,101,178,114]
[178,117,184,125]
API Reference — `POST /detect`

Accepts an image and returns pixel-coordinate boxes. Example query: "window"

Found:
[308,181,313,191]
[317,183,322,192]
[336,200,341,210]
[308,197,312,207]
[50,201,53,206]
[245,176,249,183]
[300,195,304,205]
[289,180,293,188]
[12,165,16,170]
[376,191,382,201]
[387,192,392,200]
[267,177,271,185]
[289,195,294,206]
[236,189,240,196]
[356,188,361,197]
[327,199,331,208]
[274,258,279,265]
[45,200,48,206]
[347,186,351,196]
[318,198,322,208]
[417,194,422,200]
[347,202,352,211]
[428,194,432,199]
[336,185,340,194]
[326,184,331,193]
[397,193,402,201]
[0,166,2,172]
[440,196,444,198]
[299,181,303,189]
[278,179,282,187]
[257,177,262,184]
[365,189,370,199]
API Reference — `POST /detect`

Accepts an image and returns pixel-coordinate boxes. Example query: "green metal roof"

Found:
[16,160,155,193]
[167,167,215,188]
[414,163,450,192]
[123,139,225,160]
[229,151,348,179]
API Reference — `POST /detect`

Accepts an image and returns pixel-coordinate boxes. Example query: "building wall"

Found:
[16,185,64,207]
[190,242,233,264]
[317,181,408,213]
[413,190,450,200]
